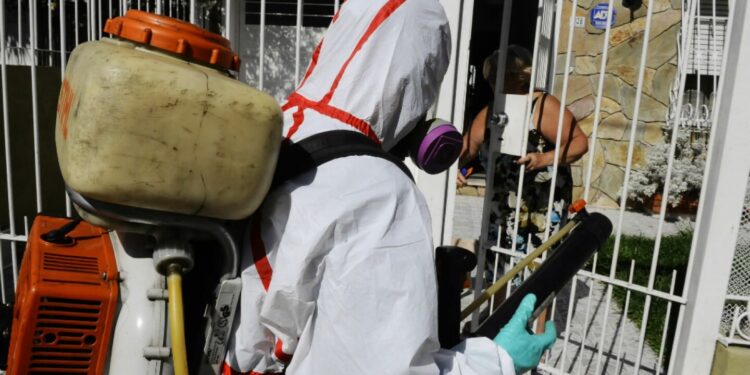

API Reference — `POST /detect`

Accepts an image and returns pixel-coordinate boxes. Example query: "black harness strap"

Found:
[272,130,413,187]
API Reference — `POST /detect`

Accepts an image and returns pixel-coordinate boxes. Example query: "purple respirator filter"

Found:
[412,119,463,174]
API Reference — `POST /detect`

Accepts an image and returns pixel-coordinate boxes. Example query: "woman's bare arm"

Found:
[517,93,588,170]
[459,106,489,167]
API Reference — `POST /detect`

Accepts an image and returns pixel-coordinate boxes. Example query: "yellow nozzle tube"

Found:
[460,219,579,320]
[167,266,189,375]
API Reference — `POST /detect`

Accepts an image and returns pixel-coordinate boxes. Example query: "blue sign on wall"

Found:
[590,3,617,30]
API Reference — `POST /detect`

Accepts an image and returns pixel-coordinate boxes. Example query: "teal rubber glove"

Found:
[493,294,557,374]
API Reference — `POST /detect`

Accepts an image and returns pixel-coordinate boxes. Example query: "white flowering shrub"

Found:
[628,127,707,207]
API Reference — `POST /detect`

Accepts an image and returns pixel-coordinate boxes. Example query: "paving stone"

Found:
[545,279,661,375]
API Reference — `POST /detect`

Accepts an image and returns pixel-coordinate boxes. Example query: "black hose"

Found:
[473,212,613,338]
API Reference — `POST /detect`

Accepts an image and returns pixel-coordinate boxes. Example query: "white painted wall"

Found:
[422,0,474,245]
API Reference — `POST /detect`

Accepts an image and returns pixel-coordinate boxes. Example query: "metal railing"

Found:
[466,1,743,374]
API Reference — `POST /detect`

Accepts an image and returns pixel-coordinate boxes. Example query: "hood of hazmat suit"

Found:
[224,1,516,374]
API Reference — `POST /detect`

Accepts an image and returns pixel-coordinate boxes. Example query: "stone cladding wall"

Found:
[554,0,682,208]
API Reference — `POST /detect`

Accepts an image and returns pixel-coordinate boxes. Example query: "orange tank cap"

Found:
[103,10,241,71]
[568,199,587,214]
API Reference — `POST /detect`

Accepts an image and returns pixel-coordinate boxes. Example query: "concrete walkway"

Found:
[544,278,662,375]
[452,195,675,375]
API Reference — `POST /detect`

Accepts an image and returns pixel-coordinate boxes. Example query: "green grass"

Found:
[590,230,692,367]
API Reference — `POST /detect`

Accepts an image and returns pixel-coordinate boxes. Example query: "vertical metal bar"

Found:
[594,0,656,372]
[712,0,718,94]
[156,0,161,14]
[655,270,678,374]
[258,0,265,90]
[334,0,340,14]
[0,0,13,301]
[614,260,636,374]
[75,0,80,44]
[545,287,558,364]
[633,1,699,372]
[573,259,596,375]
[98,0,102,39]
[534,0,556,90]
[548,0,578,371]
[17,0,21,48]
[294,0,302,85]
[666,304,686,375]
[62,0,72,217]
[48,0,53,63]
[549,6,589,370]
[61,0,67,74]
[505,255,516,299]
[557,275,578,373]
[224,0,230,39]
[489,251,500,310]
[549,0,564,90]
[88,0,94,41]
[189,0,195,23]
[542,0,596,243]
[509,0,555,255]
[582,0,615,201]
[30,0,42,214]
[471,0,514,329]
[696,5,702,127]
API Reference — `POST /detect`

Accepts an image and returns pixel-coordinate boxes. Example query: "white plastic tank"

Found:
[56,10,282,220]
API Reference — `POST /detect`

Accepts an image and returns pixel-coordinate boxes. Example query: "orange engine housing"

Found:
[7,215,119,374]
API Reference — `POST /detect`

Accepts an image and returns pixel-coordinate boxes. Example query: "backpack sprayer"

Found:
[4,10,282,375]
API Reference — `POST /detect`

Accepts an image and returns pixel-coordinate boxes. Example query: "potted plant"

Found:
[628,126,707,214]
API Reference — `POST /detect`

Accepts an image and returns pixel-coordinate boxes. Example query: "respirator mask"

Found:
[391,117,462,174]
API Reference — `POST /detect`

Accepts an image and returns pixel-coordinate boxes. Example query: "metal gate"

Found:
[463,0,748,374]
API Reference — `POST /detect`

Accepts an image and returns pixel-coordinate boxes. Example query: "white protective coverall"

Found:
[223,0,516,374]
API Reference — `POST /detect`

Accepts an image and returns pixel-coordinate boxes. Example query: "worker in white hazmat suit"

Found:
[223,0,556,374]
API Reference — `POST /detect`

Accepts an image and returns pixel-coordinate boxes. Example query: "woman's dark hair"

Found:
[482,45,533,93]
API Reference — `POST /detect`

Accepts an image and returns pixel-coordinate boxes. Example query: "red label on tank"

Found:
[57,80,75,140]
